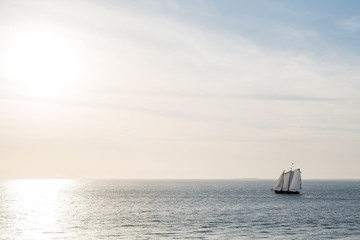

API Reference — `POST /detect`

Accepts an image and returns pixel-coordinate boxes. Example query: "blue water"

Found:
[0,180,359,239]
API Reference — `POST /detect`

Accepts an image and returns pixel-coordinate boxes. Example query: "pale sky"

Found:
[1,0,360,179]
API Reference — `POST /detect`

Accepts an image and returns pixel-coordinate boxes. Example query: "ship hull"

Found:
[274,190,300,194]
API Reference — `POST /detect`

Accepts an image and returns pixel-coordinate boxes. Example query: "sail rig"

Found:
[272,168,302,194]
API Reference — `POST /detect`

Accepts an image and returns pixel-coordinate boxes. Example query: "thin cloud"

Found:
[338,16,360,32]
[249,94,344,102]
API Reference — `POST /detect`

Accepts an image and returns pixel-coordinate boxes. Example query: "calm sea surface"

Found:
[0,180,359,239]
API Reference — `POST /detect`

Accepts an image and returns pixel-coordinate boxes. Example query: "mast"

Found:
[288,163,294,192]
[280,169,285,190]
[288,170,293,192]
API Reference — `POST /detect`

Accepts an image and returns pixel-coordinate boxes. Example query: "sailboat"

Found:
[272,168,302,194]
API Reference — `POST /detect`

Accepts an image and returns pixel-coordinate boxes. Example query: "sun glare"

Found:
[3,26,83,98]
[4,179,73,240]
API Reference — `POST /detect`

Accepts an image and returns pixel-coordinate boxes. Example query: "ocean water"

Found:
[0,180,359,239]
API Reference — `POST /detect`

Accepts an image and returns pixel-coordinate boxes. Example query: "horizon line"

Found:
[1,178,359,181]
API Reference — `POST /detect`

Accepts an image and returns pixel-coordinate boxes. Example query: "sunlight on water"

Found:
[3,179,73,240]
[0,180,359,239]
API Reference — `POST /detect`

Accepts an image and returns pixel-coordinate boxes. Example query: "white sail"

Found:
[281,171,291,191]
[289,168,301,191]
[272,171,284,190]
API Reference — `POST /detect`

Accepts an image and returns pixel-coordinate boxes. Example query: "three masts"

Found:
[272,168,302,194]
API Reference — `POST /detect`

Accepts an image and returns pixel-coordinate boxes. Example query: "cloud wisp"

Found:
[338,15,360,32]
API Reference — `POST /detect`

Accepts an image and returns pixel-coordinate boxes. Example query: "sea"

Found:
[0,179,359,239]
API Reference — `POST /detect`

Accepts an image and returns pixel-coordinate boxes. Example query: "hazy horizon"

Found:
[1,0,360,179]
[1,177,360,180]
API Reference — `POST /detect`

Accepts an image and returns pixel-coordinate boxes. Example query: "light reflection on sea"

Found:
[1,180,72,240]
[0,179,359,239]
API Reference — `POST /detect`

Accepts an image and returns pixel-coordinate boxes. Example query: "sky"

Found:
[0,0,360,179]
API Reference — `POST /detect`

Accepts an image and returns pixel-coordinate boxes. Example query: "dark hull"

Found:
[275,190,300,194]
